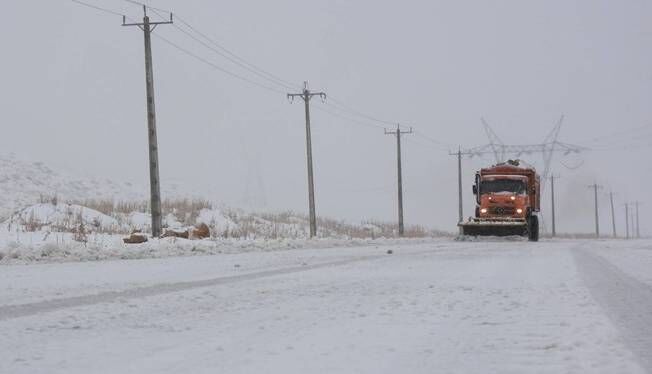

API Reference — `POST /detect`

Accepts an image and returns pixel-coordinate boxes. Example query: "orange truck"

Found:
[459,160,540,241]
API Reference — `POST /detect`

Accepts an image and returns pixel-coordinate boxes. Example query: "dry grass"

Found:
[36,196,446,239]
[70,198,212,226]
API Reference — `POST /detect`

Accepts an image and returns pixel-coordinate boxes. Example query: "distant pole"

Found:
[588,183,602,238]
[385,124,413,237]
[550,175,557,237]
[634,201,641,238]
[457,148,463,227]
[450,147,474,234]
[288,82,326,238]
[625,203,630,239]
[631,209,636,239]
[122,7,173,237]
[609,191,617,238]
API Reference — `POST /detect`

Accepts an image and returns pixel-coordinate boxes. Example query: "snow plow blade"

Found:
[459,220,527,237]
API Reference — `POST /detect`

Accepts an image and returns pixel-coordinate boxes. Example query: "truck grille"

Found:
[490,206,515,215]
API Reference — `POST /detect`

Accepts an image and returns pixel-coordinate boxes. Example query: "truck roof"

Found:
[480,163,536,176]
[482,174,529,181]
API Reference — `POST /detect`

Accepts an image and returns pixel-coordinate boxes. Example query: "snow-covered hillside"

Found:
[0,153,439,247]
[0,153,144,219]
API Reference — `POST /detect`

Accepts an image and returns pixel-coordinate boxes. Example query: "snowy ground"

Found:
[1,239,651,373]
[0,231,441,264]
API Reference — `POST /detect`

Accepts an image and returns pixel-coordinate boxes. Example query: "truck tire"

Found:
[528,215,539,242]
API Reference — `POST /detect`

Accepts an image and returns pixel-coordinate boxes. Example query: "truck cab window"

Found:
[480,180,526,195]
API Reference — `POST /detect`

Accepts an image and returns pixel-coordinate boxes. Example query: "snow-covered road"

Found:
[1,239,651,373]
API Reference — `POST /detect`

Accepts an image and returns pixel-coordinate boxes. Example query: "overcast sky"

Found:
[1,0,651,235]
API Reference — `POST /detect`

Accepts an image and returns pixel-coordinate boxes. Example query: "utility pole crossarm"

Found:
[121,6,173,27]
[384,126,414,135]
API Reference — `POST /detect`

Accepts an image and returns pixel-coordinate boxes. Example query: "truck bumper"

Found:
[459,218,528,237]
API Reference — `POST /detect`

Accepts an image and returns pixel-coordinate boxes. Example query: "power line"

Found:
[117,0,301,93]
[403,136,447,150]
[77,1,446,154]
[123,0,301,91]
[72,0,125,17]
[118,1,416,132]
[121,1,408,129]
[413,130,454,149]
[325,97,396,126]
[121,0,169,14]
[147,9,299,92]
[152,32,287,95]
[175,15,300,90]
[314,105,386,130]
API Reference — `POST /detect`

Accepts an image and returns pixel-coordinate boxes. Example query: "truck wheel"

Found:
[528,215,539,242]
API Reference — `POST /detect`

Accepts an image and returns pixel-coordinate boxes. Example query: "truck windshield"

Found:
[481,179,526,194]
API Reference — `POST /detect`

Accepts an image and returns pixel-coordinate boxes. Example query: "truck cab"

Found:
[461,160,540,241]
[475,175,529,220]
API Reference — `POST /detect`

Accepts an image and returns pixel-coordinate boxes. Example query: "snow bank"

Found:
[197,208,237,232]
[4,203,118,232]
[0,232,442,264]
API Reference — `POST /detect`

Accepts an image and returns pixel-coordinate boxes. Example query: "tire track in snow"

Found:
[573,247,652,373]
[0,254,384,322]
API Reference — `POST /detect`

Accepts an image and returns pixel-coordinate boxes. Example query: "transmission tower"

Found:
[465,116,586,233]
[468,116,584,180]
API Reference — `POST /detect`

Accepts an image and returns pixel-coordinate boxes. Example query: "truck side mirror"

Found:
[474,174,481,205]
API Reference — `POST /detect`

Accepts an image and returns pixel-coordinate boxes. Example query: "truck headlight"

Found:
[510,196,516,201]
[480,208,488,214]
[516,208,523,214]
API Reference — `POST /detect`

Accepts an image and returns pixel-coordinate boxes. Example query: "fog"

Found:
[1,0,650,235]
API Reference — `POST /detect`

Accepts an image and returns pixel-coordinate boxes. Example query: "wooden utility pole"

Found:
[456,148,463,227]
[550,175,557,237]
[609,191,617,238]
[385,125,413,237]
[122,7,172,237]
[588,183,602,238]
[625,203,630,239]
[288,82,326,238]
[634,201,641,238]
[449,148,475,234]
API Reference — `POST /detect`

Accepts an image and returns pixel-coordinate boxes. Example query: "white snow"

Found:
[6,202,119,231]
[0,153,145,220]
[585,239,652,286]
[197,208,236,231]
[0,230,439,264]
[1,239,650,373]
